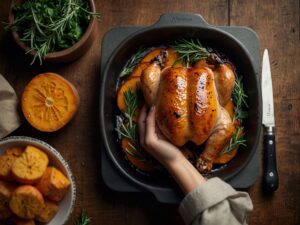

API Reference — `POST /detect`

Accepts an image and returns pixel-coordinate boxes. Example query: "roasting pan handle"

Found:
[152,13,209,28]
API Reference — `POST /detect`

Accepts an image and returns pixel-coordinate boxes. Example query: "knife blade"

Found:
[262,49,279,192]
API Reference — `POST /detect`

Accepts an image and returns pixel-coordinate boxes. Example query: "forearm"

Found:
[164,156,206,194]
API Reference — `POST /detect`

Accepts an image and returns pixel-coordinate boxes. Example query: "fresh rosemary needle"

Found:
[74,212,91,225]
[220,126,246,155]
[116,88,149,161]
[172,38,210,66]
[119,46,149,77]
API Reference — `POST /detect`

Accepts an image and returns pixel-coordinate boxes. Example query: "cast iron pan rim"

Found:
[100,20,262,191]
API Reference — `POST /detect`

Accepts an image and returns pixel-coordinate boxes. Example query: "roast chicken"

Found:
[141,51,236,173]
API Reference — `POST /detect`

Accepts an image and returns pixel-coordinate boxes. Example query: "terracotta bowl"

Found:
[0,136,76,225]
[8,0,97,63]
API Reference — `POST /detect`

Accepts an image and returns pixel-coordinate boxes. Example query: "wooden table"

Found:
[0,0,299,224]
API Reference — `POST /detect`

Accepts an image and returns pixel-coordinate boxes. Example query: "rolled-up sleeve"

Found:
[179,178,253,225]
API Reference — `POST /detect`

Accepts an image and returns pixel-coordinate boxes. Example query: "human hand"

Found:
[138,104,206,194]
[138,105,184,167]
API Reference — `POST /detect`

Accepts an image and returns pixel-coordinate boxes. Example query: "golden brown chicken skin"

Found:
[140,52,235,173]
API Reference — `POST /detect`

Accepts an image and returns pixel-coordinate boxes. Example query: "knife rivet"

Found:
[269,172,274,177]
[269,140,273,145]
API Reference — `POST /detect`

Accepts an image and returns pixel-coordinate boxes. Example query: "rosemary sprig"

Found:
[172,38,210,67]
[4,0,101,65]
[74,212,91,225]
[116,88,149,161]
[233,76,248,121]
[220,126,246,155]
[119,47,149,77]
[221,75,248,155]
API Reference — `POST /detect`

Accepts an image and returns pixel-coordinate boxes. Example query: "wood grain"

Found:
[0,0,299,225]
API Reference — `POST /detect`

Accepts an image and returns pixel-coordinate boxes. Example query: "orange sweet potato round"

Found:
[117,76,141,112]
[21,72,80,132]
[121,138,156,172]
[0,155,16,180]
[35,200,59,223]
[11,146,49,184]
[36,167,70,202]
[0,181,15,219]
[9,185,44,219]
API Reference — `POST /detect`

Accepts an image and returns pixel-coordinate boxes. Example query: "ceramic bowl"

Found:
[0,136,76,225]
[8,0,97,63]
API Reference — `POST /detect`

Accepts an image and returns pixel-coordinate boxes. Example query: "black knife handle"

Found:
[263,127,279,192]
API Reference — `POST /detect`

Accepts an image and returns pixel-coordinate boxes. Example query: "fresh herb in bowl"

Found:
[5,0,101,65]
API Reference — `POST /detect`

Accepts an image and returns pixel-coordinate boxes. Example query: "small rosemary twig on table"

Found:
[74,212,91,225]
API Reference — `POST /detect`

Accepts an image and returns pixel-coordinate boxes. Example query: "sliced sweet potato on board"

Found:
[5,147,25,157]
[21,72,80,132]
[9,185,44,219]
[121,138,156,172]
[36,167,70,202]
[0,181,15,219]
[0,155,16,180]
[12,146,49,184]
[117,76,141,112]
[35,200,59,223]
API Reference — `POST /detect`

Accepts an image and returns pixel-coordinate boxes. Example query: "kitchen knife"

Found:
[262,49,279,192]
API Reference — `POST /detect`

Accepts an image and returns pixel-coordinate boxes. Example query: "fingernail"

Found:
[150,105,155,112]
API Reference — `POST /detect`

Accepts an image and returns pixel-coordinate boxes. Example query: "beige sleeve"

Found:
[179,177,253,225]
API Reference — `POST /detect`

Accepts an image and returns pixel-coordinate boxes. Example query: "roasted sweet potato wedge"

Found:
[9,185,44,219]
[0,181,15,219]
[36,167,70,202]
[0,155,16,180]
[12,146,49,184]
[35,200,59,223]
[5,147,25,157]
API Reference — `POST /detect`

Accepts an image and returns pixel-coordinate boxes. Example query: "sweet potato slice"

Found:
[12,217,36,225]
[36,167,70,202]
[121,138,156,172]
[9,185,44,219]
[35,200,59,223]
[5,147,25,157]
[0,155,16,180]
[117,76,141,112]
[165,48,183,68]
[12,146,49,184]
[129,62,150,78]
[21,72,80,132]
[0,181,15,219]
[141,48,164,63]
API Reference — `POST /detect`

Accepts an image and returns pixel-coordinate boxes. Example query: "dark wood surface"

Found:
[0,0,299,224]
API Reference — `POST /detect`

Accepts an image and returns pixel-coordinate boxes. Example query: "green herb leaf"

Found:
[119,46,149,77]
[4,0,101,65]
[74,212,91,225]
[172,38,210,67]
[233,75,248,121]
[220,126,247,155]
